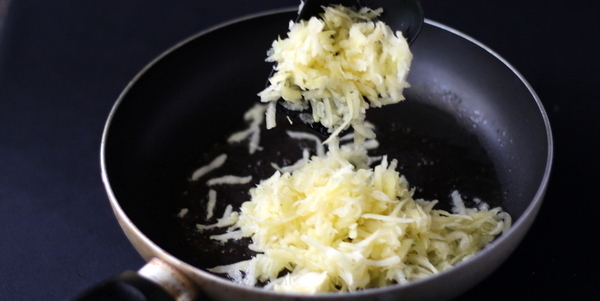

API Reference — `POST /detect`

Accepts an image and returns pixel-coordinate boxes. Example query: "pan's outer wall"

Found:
[102,10,551,301]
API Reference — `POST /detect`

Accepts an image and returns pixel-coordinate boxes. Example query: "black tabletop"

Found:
[0,0,598,300]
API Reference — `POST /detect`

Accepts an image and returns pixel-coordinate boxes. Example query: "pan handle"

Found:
[72,258,199,301]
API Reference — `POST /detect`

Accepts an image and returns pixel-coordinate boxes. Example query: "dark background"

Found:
[0,0,598,300]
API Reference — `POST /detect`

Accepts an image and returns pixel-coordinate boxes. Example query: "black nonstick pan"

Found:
[91,7,552,301]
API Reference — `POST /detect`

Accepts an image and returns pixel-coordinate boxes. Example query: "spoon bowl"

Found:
[298,0,423,44]
[272,0,424,136]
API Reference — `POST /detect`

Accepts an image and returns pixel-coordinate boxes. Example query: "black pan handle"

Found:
[72,258,199,301]
[72,270,173,301]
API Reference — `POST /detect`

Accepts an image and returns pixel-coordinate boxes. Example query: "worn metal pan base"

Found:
[178,99,503,274]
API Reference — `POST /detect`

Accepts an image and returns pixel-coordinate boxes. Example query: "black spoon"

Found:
[270,0,424,137]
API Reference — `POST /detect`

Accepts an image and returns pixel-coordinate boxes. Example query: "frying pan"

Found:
[88,7,552,301]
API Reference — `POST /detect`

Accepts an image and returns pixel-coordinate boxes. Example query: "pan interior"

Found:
[103,12,548,279]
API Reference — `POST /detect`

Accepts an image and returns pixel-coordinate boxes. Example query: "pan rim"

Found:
[100,6,553,299]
